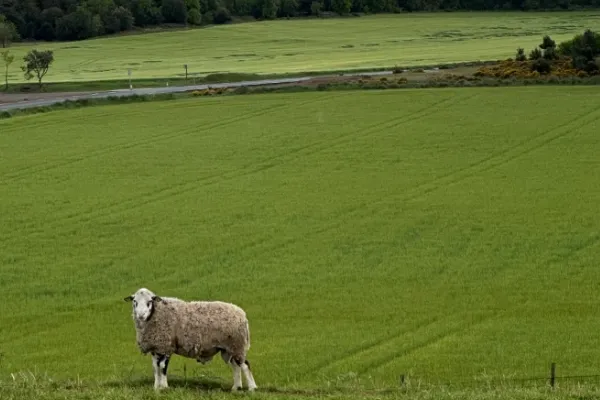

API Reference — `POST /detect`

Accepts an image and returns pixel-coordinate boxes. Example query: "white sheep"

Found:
[124,287,258,392]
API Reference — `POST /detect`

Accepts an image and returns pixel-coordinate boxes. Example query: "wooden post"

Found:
[550,362,556,388]
[184,64,188,81]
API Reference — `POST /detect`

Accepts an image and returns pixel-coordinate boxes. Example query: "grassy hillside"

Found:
[2,86,600,392]
[6,12,600,84]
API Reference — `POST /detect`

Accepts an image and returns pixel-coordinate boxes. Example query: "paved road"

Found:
[0,70,395,112]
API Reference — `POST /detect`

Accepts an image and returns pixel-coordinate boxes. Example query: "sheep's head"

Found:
[124,288,163,322]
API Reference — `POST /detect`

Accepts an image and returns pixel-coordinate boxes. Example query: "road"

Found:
[0,70,395,112]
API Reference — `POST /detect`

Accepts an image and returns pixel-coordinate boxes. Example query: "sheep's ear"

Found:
[152,295,162,303]
[124,295,134,302]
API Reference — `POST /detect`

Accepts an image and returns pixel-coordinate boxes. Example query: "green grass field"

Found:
[2,86,600,400]
[5,11,600,84]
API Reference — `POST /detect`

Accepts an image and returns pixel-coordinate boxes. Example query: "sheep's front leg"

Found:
[242,360,258,392]
[151,353,160,388]
[230,363,243,391]
[221,351,242,391]
[151,353,170,390]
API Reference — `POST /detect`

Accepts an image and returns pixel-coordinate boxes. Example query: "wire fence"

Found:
[5,358,600,394]
[168,362,600,394]
[397,363,600,390]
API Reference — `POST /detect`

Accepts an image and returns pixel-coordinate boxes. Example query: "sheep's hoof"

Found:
[248,386,257,392]
[231,386,242,392]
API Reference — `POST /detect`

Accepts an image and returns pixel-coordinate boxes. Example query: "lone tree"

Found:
[0,16,19,48]
[1,50,14,90]
[22,49,54,90]
[539,35,558,60]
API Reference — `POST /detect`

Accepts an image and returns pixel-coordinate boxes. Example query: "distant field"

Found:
[6,11,600,83]
[2,86,600,392]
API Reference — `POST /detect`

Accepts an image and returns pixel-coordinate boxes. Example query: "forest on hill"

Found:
[1,0,600,43]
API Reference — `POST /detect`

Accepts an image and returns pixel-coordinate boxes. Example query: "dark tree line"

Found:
[1,0,600,43]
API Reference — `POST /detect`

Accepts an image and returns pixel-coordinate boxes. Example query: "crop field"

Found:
[2,86,600,400]
[6,11,600,84]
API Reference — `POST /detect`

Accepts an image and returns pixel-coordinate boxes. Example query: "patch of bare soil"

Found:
[400,65,481,81]
[257,66,482,89]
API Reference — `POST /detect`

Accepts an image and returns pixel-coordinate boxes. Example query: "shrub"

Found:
[539,35,556,50]
[0,17,19,47]
[331,0,351,14]
[233,86,249,95]
[543,47,558,60]
[213,7,231,24]
[202,12,213,25]
[558,38,575,57]
[188,9,202,25]
[515,47,526,61]
[161,0,188,24]
[577,70,589,78]
[311,1,323,16]
[529,48,542,60]
[557,29,600,72]
[573,57,599,74]
[114,7,134,32]
[531,58,551,74]
[558,29,600,57]
[56,6,96,40]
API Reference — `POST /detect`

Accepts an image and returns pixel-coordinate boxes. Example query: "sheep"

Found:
[123,287,257,392]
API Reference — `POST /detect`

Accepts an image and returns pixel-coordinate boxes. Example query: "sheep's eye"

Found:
[147,302,151,308]
[133,300,137,307]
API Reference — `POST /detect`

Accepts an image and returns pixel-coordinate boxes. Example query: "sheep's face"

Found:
[124,288,162,322]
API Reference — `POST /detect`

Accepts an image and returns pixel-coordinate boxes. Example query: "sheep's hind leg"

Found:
[242,360,258,392]
[151,353,170,390]
[220,351,243,391]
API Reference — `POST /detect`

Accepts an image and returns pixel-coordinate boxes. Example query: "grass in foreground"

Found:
[2,87,600,389]
[4,11,600,84]
[3,374,600,400]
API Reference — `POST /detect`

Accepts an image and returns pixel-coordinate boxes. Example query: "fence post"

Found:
[550,362,556,388]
